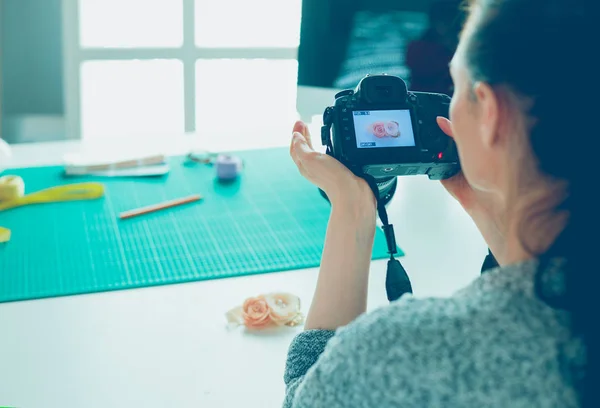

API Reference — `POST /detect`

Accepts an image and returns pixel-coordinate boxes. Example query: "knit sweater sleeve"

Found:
[281,295,448,408]
[282,330,336,407]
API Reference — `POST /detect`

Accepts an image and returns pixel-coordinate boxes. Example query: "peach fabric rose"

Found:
[242,296,272,329]
[371,122,387,138]
[385,121,400,137]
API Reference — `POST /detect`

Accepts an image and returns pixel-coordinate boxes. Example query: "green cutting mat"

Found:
[0,147,401,303]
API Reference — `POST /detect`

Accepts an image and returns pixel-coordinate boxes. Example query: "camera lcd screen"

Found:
[353,110,416,149]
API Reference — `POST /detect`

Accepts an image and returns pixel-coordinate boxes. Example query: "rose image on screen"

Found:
[370,121,388,138]
[354,110,416,149]
[385,121,400,138]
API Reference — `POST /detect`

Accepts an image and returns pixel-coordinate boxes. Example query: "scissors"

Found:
[186,150,219,166]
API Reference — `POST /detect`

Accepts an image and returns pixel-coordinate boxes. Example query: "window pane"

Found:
[79,0,183,48]
[81,60,184,140]
[195,59,298,149]
[195,0,301,47]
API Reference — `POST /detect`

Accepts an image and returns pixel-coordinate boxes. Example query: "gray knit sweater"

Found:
[283,260,585,407]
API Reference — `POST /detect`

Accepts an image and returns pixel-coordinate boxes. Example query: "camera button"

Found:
[383,167,396,173]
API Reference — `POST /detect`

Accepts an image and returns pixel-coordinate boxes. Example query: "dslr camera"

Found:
[321,74,460,204]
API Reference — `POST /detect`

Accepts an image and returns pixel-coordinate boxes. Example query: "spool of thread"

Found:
[0,175,25,201]
[216,154,243,181]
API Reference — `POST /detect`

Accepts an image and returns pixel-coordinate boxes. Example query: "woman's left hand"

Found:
[290,121,374,208]
[291,122,377,330]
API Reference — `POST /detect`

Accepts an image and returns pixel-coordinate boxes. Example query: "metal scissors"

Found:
[186,150,219,166]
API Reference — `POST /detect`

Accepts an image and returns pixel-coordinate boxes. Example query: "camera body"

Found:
[321,74,460,181]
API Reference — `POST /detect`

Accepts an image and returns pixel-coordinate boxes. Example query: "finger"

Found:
[289,127,296,157]
[292,120,305,135]
[291,132,313,162]
[290,124,308,156]
[291,122,307,157]
[290,135,310,178]
[293,120,313,149]
[436,116,454,138]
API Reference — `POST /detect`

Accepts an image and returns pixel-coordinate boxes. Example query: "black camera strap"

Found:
[361,174,413,302]
[322,122,412,302]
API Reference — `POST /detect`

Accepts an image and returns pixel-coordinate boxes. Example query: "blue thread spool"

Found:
[216,154,243,182]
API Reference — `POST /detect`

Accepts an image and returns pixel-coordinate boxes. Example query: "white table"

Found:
[0,126,487,408]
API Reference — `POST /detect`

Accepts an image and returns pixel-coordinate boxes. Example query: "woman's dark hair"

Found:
[462,0,594,406]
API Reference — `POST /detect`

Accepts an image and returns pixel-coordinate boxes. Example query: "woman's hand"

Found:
[291,121,377,330]
[437,117,508,264]
[290,121,375,212]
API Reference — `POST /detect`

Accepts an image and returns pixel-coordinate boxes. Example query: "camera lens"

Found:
[318,176,397,207]
[375,176,397,206]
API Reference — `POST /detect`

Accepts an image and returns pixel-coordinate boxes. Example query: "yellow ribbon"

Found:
[0,176,105,243]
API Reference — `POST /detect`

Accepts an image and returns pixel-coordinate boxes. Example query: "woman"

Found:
[285,0,594,407]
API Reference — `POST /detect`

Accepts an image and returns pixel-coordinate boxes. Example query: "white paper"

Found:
[65,164,170,177]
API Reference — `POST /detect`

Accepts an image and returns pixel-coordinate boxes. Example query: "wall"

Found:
[1,0,64,142]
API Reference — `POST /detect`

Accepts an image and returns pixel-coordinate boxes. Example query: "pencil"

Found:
[119,194,203,220]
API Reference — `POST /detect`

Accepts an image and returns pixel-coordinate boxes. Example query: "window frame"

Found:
[62,0,298,139]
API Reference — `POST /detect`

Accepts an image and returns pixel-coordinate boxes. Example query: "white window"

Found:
[62,0,302,142]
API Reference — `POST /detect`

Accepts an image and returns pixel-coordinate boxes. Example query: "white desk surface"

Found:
[0,126,487,408]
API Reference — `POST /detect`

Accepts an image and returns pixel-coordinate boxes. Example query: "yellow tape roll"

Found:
[0,175,25,243]
[0,175,25,201]
[0,226,10,243]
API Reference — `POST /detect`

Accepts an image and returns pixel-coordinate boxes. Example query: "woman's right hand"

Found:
[436,117,508,264]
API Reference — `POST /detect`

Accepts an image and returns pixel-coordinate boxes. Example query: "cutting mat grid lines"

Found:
[0,148,400,303]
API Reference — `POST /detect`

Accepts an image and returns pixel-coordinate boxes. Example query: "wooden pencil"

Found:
[119,194,202,220]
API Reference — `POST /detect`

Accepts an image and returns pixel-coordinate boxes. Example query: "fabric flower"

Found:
[225,306,244,326]
[371,122,387,138]
[264,293,302,326]
[385,121,400,138]
[225,292,304,330]
[242,296,273,329]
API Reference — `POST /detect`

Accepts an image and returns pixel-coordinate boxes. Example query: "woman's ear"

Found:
[473,81,501,148]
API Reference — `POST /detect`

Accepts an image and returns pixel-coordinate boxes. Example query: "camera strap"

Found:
[322,130,412,302]
[361,174,413,302]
